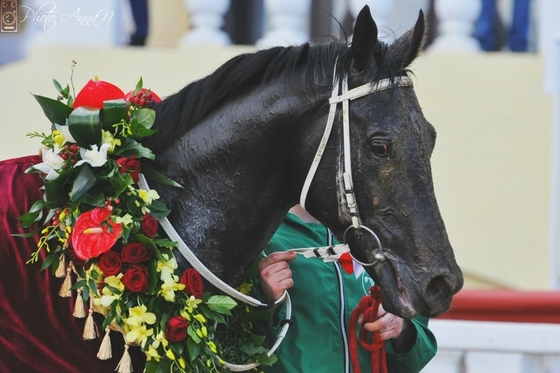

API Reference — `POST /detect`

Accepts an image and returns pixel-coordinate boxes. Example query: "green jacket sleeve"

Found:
[385,316,437,373]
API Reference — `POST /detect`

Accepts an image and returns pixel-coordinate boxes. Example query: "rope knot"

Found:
[348,285,388,373]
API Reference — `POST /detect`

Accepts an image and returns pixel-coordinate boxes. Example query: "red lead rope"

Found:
[348,285,388,373]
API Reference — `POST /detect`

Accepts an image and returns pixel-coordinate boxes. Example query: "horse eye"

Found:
[371,143,389,157]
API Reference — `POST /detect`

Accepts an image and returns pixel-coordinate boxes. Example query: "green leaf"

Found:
[116,137,155,160]
[68,106,102,148]
[109,171,133,197]
[187,325,201,343]
[74,188,105,207]
[134,108,156,129]
[33,94,73,125]
[147,200,171,219]
[141,163,184,189]
[207,295,237,314]
[39,255,54,271]
[144,359,160,373]
[44,173,71,209]
[134,77,143,95]
[187,337,202,361]
[101,99,128,131]
[71,164,97,202]
[198,304,225,324]
[53,79,64,94]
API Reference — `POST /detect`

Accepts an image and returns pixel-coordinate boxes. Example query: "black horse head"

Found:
[147,5,463,319]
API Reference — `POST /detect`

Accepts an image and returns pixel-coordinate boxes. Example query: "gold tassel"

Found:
[73,288,86,318]
[83,308,97,340]
[55,253,66,278]
[58,266,72,298]
[96,327,112,360]
[115,344,132,373]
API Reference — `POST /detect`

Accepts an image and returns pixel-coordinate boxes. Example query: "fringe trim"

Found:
[97,327,112,360]
[58,266,72,298]
[83,308,97,340]
[54,253,66,278]
[73,288,86,318]
[115,344,132,373]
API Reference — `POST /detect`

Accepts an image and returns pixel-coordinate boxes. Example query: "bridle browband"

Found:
[300,66,413,265]
[136,66,414,371]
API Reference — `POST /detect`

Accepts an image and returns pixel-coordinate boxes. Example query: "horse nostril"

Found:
[426,275,452,300]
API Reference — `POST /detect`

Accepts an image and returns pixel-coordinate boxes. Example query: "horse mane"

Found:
[147,38,400,155]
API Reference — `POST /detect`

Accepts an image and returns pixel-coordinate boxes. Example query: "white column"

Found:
[179,0,231,46]
[256,0,311,47]
[429,0,481,52]
[348,0,395,41]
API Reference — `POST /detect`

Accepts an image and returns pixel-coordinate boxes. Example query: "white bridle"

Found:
[136,68,413,371]
[299,67,413,265]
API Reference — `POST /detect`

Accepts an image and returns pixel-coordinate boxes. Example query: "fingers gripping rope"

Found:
[348,285,388,373]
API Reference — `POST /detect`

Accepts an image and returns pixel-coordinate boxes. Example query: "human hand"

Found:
[358,304,404,340]
[258,251,297,302]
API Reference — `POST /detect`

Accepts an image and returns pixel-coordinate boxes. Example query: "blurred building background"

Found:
[1,1,559,372]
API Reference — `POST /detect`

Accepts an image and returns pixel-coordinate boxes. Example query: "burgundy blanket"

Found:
[0,156,146,372]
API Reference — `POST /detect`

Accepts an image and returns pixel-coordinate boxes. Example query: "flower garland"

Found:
[19,69,276,373]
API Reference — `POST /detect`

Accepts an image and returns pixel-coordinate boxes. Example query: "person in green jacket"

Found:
[258,205,437,373]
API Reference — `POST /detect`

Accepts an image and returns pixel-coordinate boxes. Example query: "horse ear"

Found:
[387,10,426,69]
[351,5,378,72]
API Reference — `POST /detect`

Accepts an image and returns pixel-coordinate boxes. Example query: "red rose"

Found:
[122,265,150,293]
[73,79,125,109]
[140,214,158,239]
[71,207,123,260]
[98,251,122,276]
[165,315,189,343]
[180,268,204,298]
[121,242,151,264]
[115,156,141,183]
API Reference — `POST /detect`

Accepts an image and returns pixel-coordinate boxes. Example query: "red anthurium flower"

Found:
[71,207,123,260]
[73,79,125,109]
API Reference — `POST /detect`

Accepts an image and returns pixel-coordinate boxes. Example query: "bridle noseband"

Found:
[299,67,413,265]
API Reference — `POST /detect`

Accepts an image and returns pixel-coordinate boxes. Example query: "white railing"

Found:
[421,319,560,373]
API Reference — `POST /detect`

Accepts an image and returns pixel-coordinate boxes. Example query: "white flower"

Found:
[54,123,77,144]
[33,145,65,180]
[75,143,110,168]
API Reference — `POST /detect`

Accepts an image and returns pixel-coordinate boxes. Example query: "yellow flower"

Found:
[238,281,253,295]
[165,347,176,360]
[124,304,157,327]
[52,130,65,148]
[146,345,161,362]
[104,274,125,292]
[179,309,191,321]
[158,276,185,302]
[193,313,206,323]
[101,130,121,152]
[138,189,160,206]
[151,330,169,350]
[178,357,186,369]
[95,273,124,307]
[207,341,217,354]
[157,253,178,281]
[114,213,133,227]
[125,324,153,347]
[185,295,202,313]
